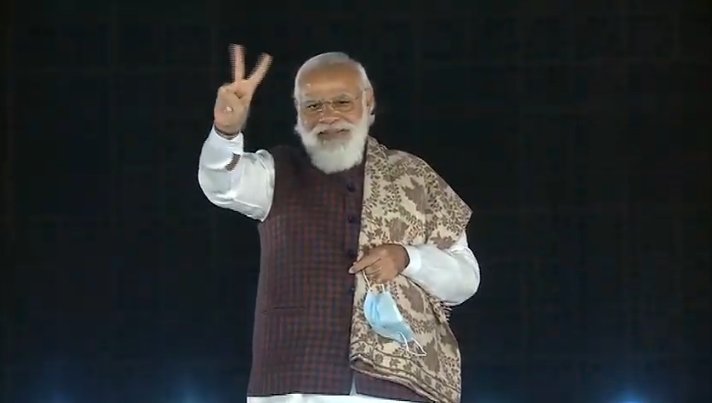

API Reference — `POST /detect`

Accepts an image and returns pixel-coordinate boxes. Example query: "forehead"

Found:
[298,64,361,99]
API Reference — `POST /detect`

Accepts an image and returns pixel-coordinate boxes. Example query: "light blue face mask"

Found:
[362,278,426,357]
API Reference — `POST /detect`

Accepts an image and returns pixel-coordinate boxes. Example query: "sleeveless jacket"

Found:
[248,144,428,402]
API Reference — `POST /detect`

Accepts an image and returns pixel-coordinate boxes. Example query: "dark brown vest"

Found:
[248,144,429,402]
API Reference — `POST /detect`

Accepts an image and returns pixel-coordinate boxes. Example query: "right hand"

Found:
[213,44,272,135]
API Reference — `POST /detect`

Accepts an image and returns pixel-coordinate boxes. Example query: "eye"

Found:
[334,99,352,109]
[304,103,321,111]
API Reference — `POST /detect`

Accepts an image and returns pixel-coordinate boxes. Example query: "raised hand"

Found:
[213,44,272,135]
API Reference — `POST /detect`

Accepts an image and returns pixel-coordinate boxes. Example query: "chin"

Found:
[295,119,369,174]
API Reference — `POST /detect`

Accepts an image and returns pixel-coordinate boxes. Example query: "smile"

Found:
[319,128,349,136]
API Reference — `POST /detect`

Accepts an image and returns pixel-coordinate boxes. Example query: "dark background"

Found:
[1,0,710,402]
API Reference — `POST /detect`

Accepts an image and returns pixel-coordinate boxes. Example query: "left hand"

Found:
[348,244,410,285]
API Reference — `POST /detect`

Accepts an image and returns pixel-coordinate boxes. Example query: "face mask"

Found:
[362,275,426,357]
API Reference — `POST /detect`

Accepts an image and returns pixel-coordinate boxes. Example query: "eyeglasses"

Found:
[299,93,362,115]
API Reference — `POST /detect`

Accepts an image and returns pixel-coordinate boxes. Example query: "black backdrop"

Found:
[2,1,710,402]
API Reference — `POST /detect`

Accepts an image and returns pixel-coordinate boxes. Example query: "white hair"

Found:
[293,52,375,125]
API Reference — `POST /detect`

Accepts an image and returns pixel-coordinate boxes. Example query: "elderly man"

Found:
[198,44,481,403]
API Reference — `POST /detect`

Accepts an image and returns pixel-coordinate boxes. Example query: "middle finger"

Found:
[364,264,380,275]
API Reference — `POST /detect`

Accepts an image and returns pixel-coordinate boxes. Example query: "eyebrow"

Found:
[302,92,355,101]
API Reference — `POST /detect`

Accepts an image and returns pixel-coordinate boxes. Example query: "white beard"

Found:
[294,111,370,174]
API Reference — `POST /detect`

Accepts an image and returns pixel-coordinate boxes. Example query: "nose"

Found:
[318,115,339,125]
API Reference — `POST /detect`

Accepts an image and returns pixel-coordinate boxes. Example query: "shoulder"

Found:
[267,143,308,166]
[386,147,439,175]
[387,148,460,199]
[266,143,313,184]
[267,143,299,159]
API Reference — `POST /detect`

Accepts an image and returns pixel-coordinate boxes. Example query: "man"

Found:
[198,44,481,403]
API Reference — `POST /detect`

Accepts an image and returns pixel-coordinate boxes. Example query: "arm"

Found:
[197,126,275,221]
[402,233,481,306]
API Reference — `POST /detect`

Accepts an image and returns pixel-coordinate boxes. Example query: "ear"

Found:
[364,88,375,114]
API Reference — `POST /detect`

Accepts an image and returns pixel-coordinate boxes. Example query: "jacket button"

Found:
[346,183,356,192]
[347,214,357,223]
[347,249,357,259]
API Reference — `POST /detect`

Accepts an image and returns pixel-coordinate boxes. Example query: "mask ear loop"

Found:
[361,272,385,293]
[362,272,372,290]
[399,333,427,357]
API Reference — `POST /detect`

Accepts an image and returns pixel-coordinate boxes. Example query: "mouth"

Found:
[318,128,350,137]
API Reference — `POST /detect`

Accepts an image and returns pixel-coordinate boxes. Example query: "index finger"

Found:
[349,254,380,273]
[230,44,245,82]
[247,53,273,86]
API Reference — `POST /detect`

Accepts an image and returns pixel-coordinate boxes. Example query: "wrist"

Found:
[214,124,241,138]
[400,245,422,277]
[398,244,410,273]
